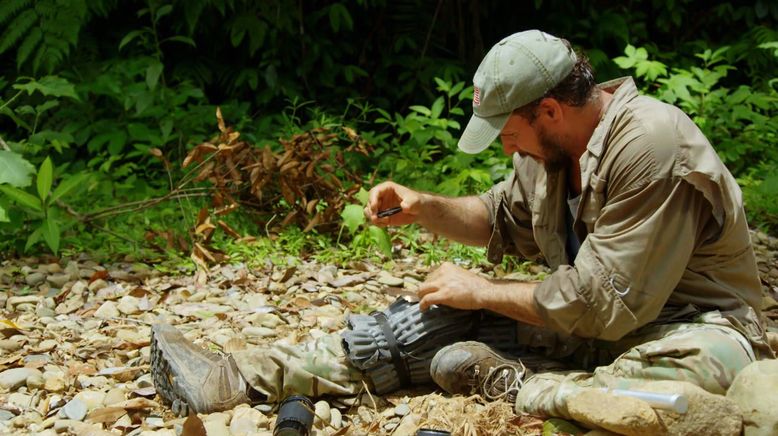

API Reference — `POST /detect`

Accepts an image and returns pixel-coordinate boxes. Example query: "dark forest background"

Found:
[0,0,776,263]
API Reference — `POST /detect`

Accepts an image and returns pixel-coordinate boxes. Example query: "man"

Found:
[151,30,773,425]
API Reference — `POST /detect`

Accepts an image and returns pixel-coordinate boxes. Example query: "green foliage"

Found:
[0,0,92,73]
[0,0,777,259]
[615,42,778,229]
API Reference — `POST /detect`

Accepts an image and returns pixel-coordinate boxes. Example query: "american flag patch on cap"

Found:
[473,86,481,106]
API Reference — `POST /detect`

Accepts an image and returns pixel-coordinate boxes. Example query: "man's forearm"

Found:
[416,194,492,246]
[478,281,544,327]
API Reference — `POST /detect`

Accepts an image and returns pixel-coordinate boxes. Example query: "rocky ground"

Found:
[0,230,776,436]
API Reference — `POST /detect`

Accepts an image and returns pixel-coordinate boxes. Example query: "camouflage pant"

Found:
[515,321,755,418]
[232,317,755,418]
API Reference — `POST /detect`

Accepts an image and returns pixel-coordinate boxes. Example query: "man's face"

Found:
[499,112,572,172]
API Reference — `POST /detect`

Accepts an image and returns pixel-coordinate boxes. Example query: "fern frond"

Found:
[16,27,41,68]
[0,0,30,25]
[0,8,37,54]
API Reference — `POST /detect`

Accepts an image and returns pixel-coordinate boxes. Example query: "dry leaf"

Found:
[182,413,207,436]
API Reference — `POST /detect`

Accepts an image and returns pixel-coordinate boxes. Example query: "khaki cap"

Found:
[458,30,577,154]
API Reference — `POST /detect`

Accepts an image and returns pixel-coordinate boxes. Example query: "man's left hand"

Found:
[417,262,490,311]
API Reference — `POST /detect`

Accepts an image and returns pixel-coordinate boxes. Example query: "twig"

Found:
[0,135,9,151]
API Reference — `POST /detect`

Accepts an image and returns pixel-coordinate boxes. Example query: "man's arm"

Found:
[365,181,492,246]
[415,262,544,326]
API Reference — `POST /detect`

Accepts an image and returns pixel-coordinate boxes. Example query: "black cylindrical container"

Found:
[416,429,451,436]
[273,395,315,436]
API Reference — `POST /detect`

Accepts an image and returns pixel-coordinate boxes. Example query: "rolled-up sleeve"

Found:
[478,155,542,264]
[533,176,712,340]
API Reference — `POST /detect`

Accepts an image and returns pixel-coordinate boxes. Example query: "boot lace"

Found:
[468,361,527,403]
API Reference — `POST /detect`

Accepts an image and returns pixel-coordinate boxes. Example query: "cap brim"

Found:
[457,112,511,154]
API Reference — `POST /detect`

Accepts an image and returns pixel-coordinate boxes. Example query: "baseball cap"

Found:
[457,30,577,154]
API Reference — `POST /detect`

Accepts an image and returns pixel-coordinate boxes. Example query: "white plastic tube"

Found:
[599,388,688,413]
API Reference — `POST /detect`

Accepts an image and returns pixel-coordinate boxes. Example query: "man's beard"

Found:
[538,127,572,172]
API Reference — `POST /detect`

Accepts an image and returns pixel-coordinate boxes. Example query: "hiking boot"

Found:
[150,324,252,416]
[430,341,530,402]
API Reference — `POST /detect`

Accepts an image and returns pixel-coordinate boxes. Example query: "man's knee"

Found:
[598,325,754,394]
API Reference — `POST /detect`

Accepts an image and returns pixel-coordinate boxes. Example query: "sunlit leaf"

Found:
[0,205,7,223]
[0,150,35,187]
[368,226,392,257]
[340,204,365,235]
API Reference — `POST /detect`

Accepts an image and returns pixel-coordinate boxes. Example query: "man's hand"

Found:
[365,181,424,227]
[417,262,490,311]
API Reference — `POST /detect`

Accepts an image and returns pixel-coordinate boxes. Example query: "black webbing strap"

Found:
[372,311,411,387]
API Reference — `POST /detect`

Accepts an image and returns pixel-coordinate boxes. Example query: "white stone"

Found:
[88,279,108,292]
[94,301,120,319]
[0,368,43,391]
[74,390,106,412]
[103,387,127,406]
[394,403,411,417]
[116,296,140,315]
[313,401,331,428]
[241,326,276,338]
[330,408,342,428]
[230,405,269,435]
[43,371,66,392]
[8,392,34,409]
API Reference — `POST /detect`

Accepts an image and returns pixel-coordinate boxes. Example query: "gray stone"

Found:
[376,271,404,287]
[727,359,778,436]
[62,398,88,421]
[25,272,45,286]
[88,279,108,292]
[46,273,70,288]
[0,410,14,421]
[0,368,43,391]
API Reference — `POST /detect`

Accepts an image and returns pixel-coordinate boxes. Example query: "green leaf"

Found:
[368,226,392,257]
[355,187,369,206]
[36,156,53,201]
[146,61,164,90]
[340,203,366,235]
[164,35,196,47]
[0,150,35,187]
[41,217,60,254]
[51,172,89,203]
[119,29,145,51]
[328,3,352,32]
[12,76,78,99]
[0,204,8,223]
[430,97,445,119]
[409,105,431,116]
[0,184,42,211]
[155,5,173,22]
[25,226,42,253]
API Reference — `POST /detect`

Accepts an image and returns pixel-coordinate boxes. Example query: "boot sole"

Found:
[150,326,192,417]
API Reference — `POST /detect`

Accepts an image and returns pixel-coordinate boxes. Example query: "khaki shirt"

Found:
[480,77,773,358]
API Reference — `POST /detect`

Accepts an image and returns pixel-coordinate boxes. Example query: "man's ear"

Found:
[536,98,564,123]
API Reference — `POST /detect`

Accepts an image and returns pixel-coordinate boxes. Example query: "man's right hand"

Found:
[365,181,424,227]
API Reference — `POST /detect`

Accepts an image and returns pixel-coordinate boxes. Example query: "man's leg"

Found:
[515,323,755,419]
[231,332,364,403]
